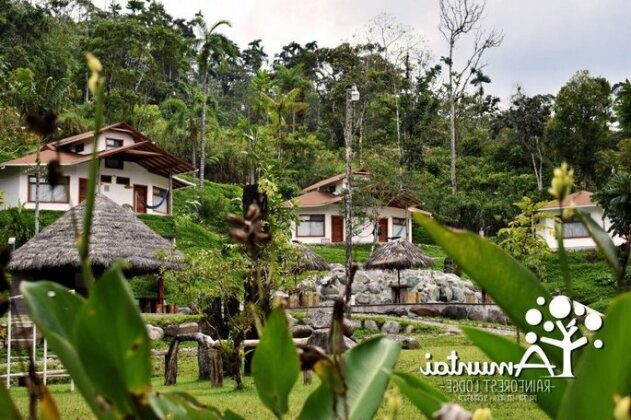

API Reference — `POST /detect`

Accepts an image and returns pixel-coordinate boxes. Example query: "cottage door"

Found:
[134,185,148,213]
[79,178,88,203]
[378,218,388,242]
[331,216,343,243]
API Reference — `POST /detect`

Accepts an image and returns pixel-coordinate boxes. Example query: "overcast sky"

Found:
[116,0,631,101]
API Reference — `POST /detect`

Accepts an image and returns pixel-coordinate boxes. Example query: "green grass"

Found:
[309,243,446,268]
[7,333,546,419]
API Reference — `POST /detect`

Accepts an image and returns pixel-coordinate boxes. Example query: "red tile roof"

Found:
[540,190,595,210]
[284,191,342,207]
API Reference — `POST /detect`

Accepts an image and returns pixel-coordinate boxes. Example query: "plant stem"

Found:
[78,82,105,290]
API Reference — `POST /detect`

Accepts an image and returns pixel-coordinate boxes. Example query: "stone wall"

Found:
[298,264,482,306]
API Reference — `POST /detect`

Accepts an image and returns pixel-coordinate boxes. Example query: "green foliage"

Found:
[252,309,300,417]
[593,172,631,239]
[161,248,246,312]
[300,337,401,420]
[141,314,205,329]
[137,214,176,238]
[391,372,448,419]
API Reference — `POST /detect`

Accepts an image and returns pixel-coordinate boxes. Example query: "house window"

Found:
[74,143,85,153]
[105,138,123,150]
[100,175,112,183]
[563,217,589,239]
[105,157,124,169]
[393,218,407,240]
[28,176,69,203]
[297,215,325,237]
[327,185,336,194]
[116,176,130,186]
[152,187,169,214]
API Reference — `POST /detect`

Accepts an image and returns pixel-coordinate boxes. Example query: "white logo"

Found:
[421,296,603,378]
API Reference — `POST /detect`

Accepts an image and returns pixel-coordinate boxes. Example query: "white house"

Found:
[537,190,626,251]
[0,123,194,215]
[285,168,427,244]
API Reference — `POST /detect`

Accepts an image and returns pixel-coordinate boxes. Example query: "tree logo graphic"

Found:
[517,296,604,378]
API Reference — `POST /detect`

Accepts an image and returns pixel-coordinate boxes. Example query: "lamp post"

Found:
[8,237,15,252]
[344,85,359,312]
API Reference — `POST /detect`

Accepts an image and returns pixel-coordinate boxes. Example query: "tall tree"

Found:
[546,70,612,186]
[195,17,232,189]
[614,79,631,137]
[495,87,553,192]
[439,0,503,193]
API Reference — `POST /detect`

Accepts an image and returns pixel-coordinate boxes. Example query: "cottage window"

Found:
[105,157,124,169]
[116,177,130,186]
[393,217,407,240]
[563,216,589,239]
[152,187,169,214]
[28,176,69,203]
[297,215,325,237]
[105,138,123,150]
[74,143,85,153]
[100,175,112,183]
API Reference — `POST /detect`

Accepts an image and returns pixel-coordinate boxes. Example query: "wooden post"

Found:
[164,340,179,385]
[303,370,313,385]
[209,348,223,388]
[156,277,165,314]
[168,171,173,216]
[198,342,210,380]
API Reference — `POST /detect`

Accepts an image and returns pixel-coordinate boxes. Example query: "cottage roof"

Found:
[7,195,182,275]
[300,167,370,193]
[364,240,433,270]
[1,123,194,183]
[540,190,595,210]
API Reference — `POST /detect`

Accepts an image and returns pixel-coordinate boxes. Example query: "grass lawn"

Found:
[8,332,547,419]
[309,243,446,266]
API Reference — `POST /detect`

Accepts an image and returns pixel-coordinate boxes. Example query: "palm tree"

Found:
[273,65,310,133]
[195,17,232,189]
[160,97,199,169]
[258,87,309,159]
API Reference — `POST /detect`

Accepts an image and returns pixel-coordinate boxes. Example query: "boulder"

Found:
[404,325,415,334]
[355,292,371,305]
[291,325,314,338]
[387,334,420,349]
[385,307,408,317]
[286,314,298,328]
[178,322,200,335]
[146,325,164,341]
[381,320,401,335]
[487,307,509,324]
[441,306,467,320]
[310,310,332,329]
[307,329,356,352]
[446,326,461,336]
[177,307,192,315]
[363,319,380,331]
[164,324,179,337]
[451,286,465,302]
[367,282,382,294]
[351,282,367,294]
[409,306,442,317]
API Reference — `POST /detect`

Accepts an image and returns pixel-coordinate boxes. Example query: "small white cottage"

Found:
[0,123,194,215]
[285,168,427,244]
[537,190,626,251]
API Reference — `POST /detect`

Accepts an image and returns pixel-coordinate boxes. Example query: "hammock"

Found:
[136,189,169,210]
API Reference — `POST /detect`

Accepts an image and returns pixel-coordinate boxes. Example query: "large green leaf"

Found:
[148,392,226,419]
[391,372,448,419]
[0,382,21,420]
[576,210,622,278]
[20,281,100,414]
[75,263,152,416]
[413,214,565,365]
[252,309,300,417]
[462,327,568,418]
[558,293,631,420]
[299,336,401,420]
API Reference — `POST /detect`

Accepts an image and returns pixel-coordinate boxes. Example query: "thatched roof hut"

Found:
[364,240,433,270]
[292,244,330,273]
[364,240,433,303]
[8,195,182,276]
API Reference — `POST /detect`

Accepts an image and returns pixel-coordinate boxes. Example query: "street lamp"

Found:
[8,237,15,252]
[344,85,359,314]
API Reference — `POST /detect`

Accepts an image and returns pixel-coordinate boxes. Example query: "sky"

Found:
[115,0,631,101]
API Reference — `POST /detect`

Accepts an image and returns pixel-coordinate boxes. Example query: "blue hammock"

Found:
[136,189,169,210]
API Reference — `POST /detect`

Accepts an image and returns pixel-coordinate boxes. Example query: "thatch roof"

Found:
[7,195,182,275]
[364,240,433,270]
[292,244,330,273]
